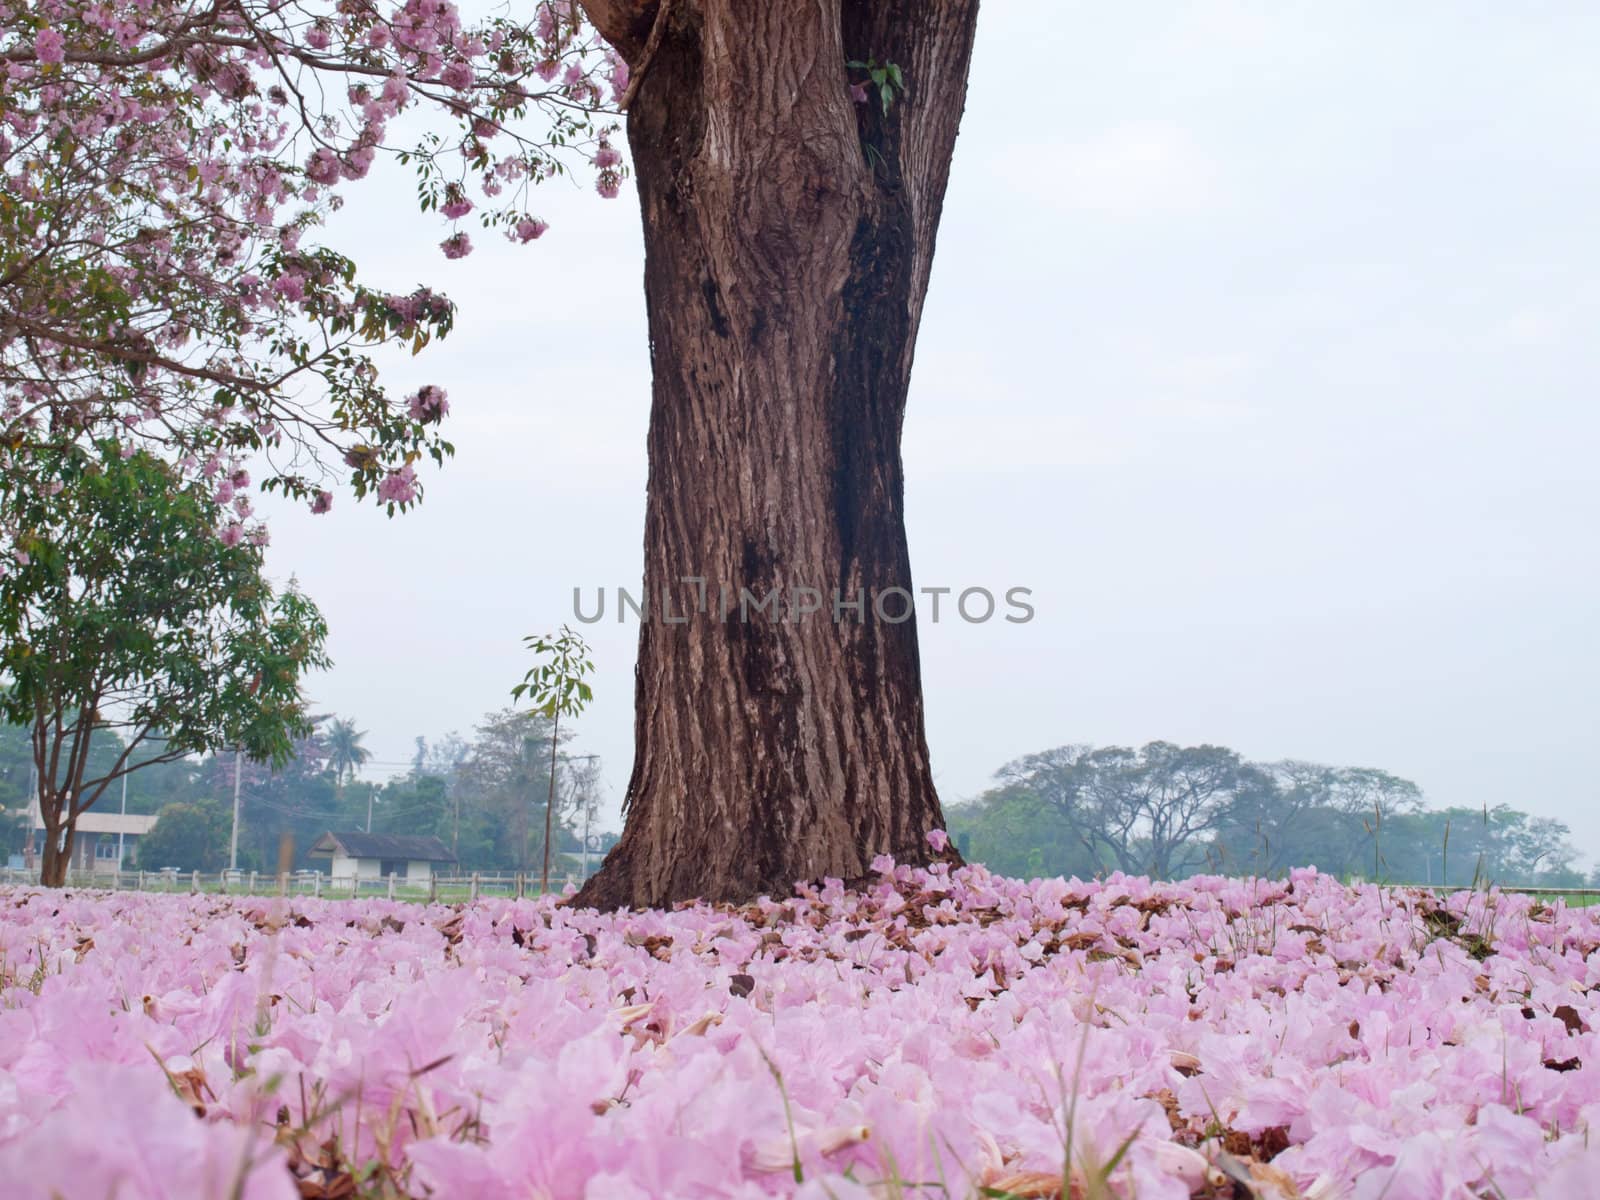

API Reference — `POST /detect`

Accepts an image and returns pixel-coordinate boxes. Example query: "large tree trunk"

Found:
[577,0,980,909]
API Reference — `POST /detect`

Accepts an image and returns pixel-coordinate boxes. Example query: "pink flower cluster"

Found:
[1,866,1597,1200]
[407,385,450,423]
[376,462,419,505]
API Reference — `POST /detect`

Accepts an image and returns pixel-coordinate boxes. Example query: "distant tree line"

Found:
[947,741,1587,888]
[0,711,612,876]
[6,724,1585,888]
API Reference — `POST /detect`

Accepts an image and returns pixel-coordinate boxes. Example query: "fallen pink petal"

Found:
[0,869,1596,1198]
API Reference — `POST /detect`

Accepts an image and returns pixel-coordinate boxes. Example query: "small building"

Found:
[14,800,158,874]
[308,831,456,884]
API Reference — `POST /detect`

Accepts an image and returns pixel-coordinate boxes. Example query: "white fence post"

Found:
[470,872,479,903]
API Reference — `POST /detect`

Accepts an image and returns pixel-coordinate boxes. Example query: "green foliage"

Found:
[0,722,31,818]
[374,773,449,841]
[946,787,1106,881]
[0,440,329,880]
[511,625,594,721]
[985,742,1248,879]
[511,626,594,887]
[451,708,565,873]
[136,800,230,872]
[1206,761,1424,879]
[1,441,330,769]
[846,58,906,115]
[0,701,611,876]
[952,740,1584,887]
[324,718,372,786]
[1375,804,1584,888]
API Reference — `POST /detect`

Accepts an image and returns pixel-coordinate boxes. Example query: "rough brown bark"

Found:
[577,0,980,909]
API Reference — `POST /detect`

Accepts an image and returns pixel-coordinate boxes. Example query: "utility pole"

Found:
[541,715,559,894]
[22,761,36,871]
[229,748,242,871]
[581,799,591,880]
[566,754,601,881]
[117,772,127,870]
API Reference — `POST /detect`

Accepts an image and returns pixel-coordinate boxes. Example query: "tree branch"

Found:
[578,0,658,62]
[616,0,673,111]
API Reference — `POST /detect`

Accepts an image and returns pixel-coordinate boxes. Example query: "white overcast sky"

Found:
[262,3,1600,854]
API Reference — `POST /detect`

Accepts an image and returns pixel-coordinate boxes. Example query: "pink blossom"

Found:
[606,51,630,103]
[594,143,622,170]
[3,868,1600,1197]
[310,490,334,515]
[440,232,473,259]
[305,148,341,186]
[407,385,449,423]
[926,828,950,852]
[34,28,66,65]
[218,522,244,546]
[341,145,375,180]
[272,273,305,302]
[513,217,549,242]
[376,462,418,504]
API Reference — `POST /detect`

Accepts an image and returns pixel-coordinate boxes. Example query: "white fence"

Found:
[1,868,1594,906]
[0,867,578,902]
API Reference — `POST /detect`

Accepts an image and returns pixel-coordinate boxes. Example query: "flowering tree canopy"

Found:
[0,0,624,552]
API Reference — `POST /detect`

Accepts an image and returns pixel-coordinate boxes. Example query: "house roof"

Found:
[13,802,158,837]
[70,812,160,836]
[308,831,457,863]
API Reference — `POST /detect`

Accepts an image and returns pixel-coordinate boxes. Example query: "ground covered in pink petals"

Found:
[2,865,1599,1199]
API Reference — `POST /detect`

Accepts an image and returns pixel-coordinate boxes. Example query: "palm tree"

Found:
[325,718,373,829]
